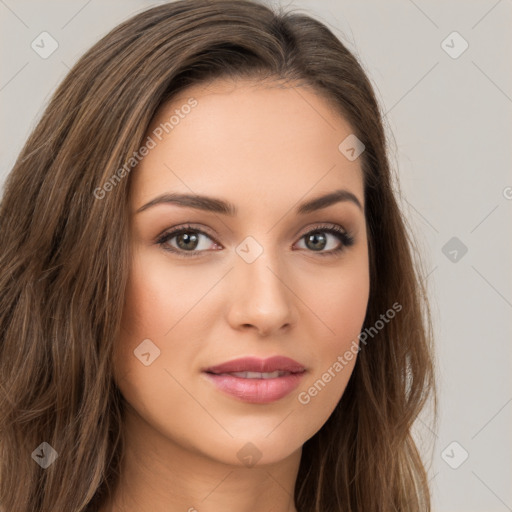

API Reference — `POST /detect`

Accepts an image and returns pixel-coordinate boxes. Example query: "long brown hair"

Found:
[0,1,436,510]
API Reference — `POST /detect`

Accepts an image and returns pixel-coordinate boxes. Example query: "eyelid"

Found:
[295,222,348,238]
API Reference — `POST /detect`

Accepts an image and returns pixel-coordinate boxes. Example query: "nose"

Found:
[226,249,299,337]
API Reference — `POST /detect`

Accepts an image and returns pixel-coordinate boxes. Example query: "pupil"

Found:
[177,232,198,250]
[307,232,326,251]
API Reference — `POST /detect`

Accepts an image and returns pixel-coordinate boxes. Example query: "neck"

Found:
[98,405,301,512]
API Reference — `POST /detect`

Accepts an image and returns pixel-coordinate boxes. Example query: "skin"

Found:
[101,78,370,512]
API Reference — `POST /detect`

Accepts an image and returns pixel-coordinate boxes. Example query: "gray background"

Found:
[1,1,511,511]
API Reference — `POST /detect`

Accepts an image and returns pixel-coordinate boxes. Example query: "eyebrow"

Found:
[136,188,363,216]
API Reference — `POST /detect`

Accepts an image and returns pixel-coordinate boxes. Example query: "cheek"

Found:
[307,250,370,352]
[294,253,369,424]
[115,254,175,383]
[120,248,199,338]
[115,248,213,386]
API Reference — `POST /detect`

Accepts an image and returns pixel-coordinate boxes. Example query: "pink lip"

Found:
[203,356,306,404]
[205,356,305,374]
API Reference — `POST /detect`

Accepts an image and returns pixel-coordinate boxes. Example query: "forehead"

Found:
[130,79,365,213]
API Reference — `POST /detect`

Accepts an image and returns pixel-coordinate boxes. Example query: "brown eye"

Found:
[173,231,201,251]
[156,225,220,256]
[304,231,329,251]
[156,223,354,258]
[295,225,355,256]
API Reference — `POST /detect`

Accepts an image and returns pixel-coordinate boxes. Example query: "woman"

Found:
[0,1,436,510]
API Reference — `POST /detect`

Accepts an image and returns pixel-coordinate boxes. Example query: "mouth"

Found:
[204,355,306,375]
[202,356,306,404]
[208,370,296,379]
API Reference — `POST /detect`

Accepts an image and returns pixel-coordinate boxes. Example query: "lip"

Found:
[203,356,306,404]
[205,356,305,374]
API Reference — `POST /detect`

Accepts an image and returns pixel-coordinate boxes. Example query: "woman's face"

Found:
[115,78,370,467]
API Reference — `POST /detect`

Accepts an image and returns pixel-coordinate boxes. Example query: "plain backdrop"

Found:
[1,1,511,511]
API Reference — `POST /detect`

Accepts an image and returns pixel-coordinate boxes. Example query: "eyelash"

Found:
[155,223,355,258]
